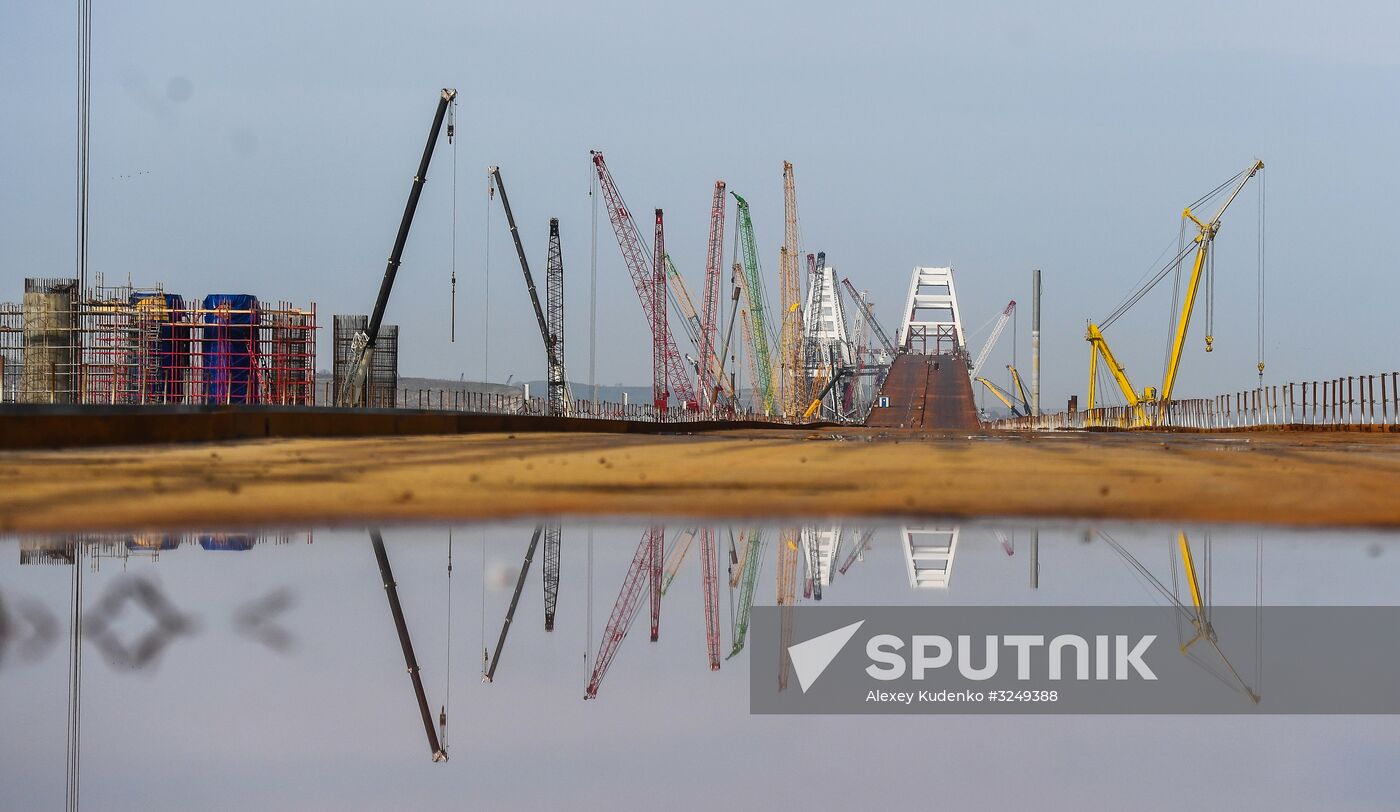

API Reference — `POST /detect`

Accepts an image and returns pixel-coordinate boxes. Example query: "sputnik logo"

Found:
[787,620,865,692]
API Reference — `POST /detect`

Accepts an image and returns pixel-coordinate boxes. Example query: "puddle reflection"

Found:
[2,520,1398,809]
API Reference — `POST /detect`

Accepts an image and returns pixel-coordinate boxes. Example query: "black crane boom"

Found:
[371,530,448,762]
[341,88,457,405]
[489,167,559,372]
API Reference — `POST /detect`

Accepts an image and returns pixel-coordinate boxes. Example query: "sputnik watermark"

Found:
[751,606,1400,714]
[863,633,1156,681]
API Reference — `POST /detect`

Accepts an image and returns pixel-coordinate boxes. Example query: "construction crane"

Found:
[975,376,1026,417]
[715,276,743,410]
[1174,531,1260,702]
[659,527,698,594]
[651,210,669,411]
[802,365,852,419]
[370,530,448,762]
[542,523,561,631]
[1086,321,1147,410]
[970,300,1016,378]
[1008,365,1032,415]
[341,89,457,406]
[778,162,805,417]
[1086,160,1265,410]
[545,220,568,416]
[739,310,762,412]
[802,526,825,601]
[666,256,735,406]
[803,253,828,410]
[840,277,897,357]
[1100,529,1261,704]
[732,193,776,414]
[776,529,800,691]
[483,525,543,683]
[700,182,728,412]
[837,528,876,576]
[488,167,571,415]
[585,525,663,698]
[726,528,766,659]
[590,151,697,409]
[700,527,721,671]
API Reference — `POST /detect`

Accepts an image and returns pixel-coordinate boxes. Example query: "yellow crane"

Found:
[1085,160,1265,414]
[778,162,804,418]
[1099,529,1261,704]
[976,364,1032,418]
[776,528,800,691]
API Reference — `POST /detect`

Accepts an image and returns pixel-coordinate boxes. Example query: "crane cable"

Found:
[1257,166,1267,384]
[448,99,457,343]
[441,528,453,754]
[585,528,594,682]
[1099,166,1251,331]
[479,530,487,677]
[65,539,85,812]
[484,171,494,382]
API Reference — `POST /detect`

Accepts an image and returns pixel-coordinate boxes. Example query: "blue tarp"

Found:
[201,294,260,404]
[199,534,256,551]
[131,293,189,402]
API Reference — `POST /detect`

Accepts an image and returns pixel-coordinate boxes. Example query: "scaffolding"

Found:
[0,280,317,406]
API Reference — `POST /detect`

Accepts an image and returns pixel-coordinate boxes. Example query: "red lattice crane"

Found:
[648,521,663,641]
[585,524,664,699]
[652,210,668,410]
[590,151,697,410]
[700,527,721,670]
[699,182,727,410]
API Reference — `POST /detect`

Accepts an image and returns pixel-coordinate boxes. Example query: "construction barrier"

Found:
[990,372,1400,431]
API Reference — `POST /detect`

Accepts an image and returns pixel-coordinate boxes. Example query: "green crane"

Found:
[732,193,775,415]
[726,528,767,659]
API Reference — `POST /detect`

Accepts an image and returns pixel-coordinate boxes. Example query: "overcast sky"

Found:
[3,1,1398,406]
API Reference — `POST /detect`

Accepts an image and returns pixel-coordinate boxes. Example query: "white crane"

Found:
[970,300,1015,378]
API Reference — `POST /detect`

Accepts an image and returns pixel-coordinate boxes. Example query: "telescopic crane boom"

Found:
[370,530,448,762]
[340,89,456,406]
[489,167,569,409]
[483,525,543,683]
[840,278,897,356]
[975,376,1025,417]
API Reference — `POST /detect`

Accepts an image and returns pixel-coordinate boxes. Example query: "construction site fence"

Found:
[990,372,1400,431]
[313,382,786,423]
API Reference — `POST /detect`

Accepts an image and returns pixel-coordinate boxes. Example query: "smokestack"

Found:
[1031,269,1041,416]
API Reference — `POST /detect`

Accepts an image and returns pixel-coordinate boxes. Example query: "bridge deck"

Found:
[865,353,979,430]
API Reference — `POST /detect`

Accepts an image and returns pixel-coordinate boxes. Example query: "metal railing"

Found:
[313,381,785,424]
[990,372,1400,431]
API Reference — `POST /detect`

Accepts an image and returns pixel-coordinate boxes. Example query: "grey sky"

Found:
[3,1,1398,407]
[3,521,1399,809]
